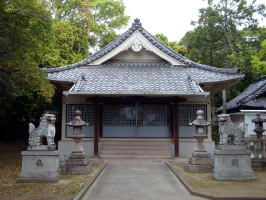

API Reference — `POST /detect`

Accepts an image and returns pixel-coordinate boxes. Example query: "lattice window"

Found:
[66,104,95,125]
[140,105,168,126]
[103,104,168,126]
[177,104,207,126]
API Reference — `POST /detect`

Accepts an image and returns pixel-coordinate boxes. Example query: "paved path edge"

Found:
[165,162,266,200]
[73,162,108,200]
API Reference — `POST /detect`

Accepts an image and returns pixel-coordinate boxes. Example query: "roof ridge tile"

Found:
[41,18,241,75]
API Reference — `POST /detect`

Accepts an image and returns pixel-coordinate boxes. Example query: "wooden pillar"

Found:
[99,103,103,138]
[171,103,179,157]
[169,104,174,139]
[94,103,100,156]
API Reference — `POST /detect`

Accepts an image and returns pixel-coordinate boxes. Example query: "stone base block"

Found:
[17,150,60,183]
[61,153,91,175]
[66,158,88,166]
[213,149,256,180]
[63,165,91,175]
[189,157,213,165]
[187,152,213,172]
[186,163,213,172]
[192,151,212,158]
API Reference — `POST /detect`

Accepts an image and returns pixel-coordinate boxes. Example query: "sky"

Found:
[120,0,266,42]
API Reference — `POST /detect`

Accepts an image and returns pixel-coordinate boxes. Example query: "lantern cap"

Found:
[67,110,87,127]
[252,113,266,123]
[192,109,211,126]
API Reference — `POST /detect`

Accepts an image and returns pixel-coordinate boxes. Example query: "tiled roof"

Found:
[47,62,243,95]
[226,76,266,110]
[42,19,240,74]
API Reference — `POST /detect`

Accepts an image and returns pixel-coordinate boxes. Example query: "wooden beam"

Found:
[87,96,186,104]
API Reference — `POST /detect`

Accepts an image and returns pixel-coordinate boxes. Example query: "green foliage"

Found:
[155,33,187,55]
[0,0,129,141]
[91,0,129,48]
[0,0,55,102]
[41,0,129,68]
[38,19,88,68]
[211,122,219,145]
[251,39,266,76]
[180,0,265,69]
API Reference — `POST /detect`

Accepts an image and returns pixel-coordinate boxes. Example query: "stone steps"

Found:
[101,141,169,146]
[101,149,171,155]
[100,141,172,159]
[100,154,172,159]
[102,145,170,150]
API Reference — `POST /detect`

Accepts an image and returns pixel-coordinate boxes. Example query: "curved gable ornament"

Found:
[90,30,181,65]
[131,39,143,52]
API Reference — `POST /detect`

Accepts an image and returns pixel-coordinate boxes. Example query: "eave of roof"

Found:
[63,91,210,96]
[41,19,241,75]
[226,75,266,110]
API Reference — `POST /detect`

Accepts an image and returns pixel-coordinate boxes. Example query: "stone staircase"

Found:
[99,141,172,159]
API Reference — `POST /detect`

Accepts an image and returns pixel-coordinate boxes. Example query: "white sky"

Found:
[120,0,266,42]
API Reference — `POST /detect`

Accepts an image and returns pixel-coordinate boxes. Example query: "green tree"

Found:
[250,28,266,76]
[180,0,265,70]
[41,0,129,69]
[251,39,266,76]
[180,0,265,104]
[0,0,55,140]
[0,0,55,101]
[155,33,187,55]
[91,0,130,49]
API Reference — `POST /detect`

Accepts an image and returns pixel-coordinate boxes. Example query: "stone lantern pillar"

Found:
[64,110,90,174]
[187,110,213,172]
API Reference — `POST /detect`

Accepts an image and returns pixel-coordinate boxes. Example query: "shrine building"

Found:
[42,19,244,161]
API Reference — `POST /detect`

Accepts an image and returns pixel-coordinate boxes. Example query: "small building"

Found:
[226,76,266,136]
[42,19,243,160]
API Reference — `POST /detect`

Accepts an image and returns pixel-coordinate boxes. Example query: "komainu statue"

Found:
[218,114,245,145]
[28,113,56,148]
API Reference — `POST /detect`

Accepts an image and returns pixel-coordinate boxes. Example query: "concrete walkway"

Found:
[82,161,205,200]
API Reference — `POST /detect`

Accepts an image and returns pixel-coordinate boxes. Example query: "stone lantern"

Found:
[252,113,266,140]
[67,110,88,156]
[251,113,266,160]
[187,110,213,172]
[64,110,90,174]
[192,110,211,152]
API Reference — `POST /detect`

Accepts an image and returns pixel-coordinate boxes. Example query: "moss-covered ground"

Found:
[170,161,266,197]
[0,141,103,200]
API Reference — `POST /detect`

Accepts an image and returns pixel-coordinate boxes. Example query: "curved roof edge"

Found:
[41,19,240,75]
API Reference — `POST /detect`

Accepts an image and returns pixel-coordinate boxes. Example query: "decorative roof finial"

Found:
[132,18,142,29]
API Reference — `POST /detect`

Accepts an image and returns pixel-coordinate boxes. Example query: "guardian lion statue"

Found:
[28,113,56,147]
[218,114,245,145]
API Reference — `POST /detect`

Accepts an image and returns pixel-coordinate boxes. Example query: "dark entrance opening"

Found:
[102,104,170,138]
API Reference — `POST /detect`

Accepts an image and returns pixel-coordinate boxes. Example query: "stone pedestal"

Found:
[63,153,90,175]
[17,150,60,183]
[213,145,255,180]
[187,151,213,172]
[27,145,56,151]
